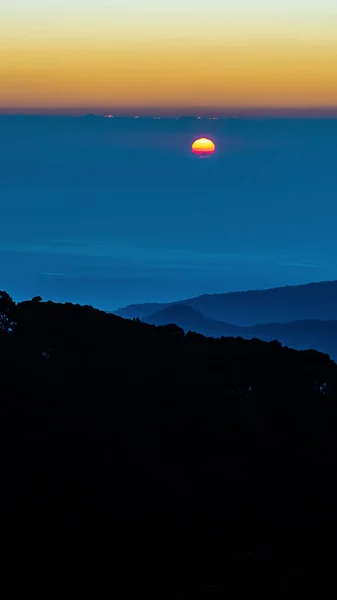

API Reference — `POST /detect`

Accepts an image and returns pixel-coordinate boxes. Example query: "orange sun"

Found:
[191,137,216,157]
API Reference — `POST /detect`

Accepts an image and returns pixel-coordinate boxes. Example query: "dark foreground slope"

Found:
[2,293,337,591]
[144,304,337,360]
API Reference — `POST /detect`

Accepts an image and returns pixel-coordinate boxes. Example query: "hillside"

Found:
[143,303,238,336]
[2,290,337,586]
[114,279,337,325]
[143,304,337,360]
[113,301,169,320]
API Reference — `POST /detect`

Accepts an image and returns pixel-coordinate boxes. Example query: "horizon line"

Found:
[1,106,337,118]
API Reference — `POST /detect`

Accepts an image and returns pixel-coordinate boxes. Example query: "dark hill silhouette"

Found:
[114,301,169,320]
[143,304,337,361]
[114,279,337,325]
[144,303,232,334]
[2,290,337,589]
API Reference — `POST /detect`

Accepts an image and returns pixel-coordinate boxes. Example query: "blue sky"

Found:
[1,116,337,309]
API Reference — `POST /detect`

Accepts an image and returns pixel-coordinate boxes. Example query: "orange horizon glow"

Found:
[1,4,337,112]
[1,35,337,112]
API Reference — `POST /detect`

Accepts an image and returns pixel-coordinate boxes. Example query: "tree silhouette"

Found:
[0,290,16,332]
[1,288,337,589]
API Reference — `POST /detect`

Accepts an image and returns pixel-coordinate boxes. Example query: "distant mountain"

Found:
[143,303,337,361]
[144,304,240,337]
[113,302,169,320]
[114,280,337,326]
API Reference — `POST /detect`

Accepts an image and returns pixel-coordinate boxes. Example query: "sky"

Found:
[1,115,337,310]
[1,1,337,113]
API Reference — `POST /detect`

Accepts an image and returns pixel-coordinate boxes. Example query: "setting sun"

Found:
[192,138,216,157]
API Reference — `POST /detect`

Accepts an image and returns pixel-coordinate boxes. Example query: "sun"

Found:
[191,137,216,157]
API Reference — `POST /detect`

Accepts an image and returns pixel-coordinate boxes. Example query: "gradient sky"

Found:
[1,115,337,308]
[1,1,337,113]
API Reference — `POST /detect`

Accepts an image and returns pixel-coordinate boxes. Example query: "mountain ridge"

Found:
[142,303,337,360]
[114,279,337,325]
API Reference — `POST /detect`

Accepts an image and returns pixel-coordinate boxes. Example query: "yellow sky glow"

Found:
[1,7,337,112]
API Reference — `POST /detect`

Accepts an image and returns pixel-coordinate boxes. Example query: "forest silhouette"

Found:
[1,290,337,592]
